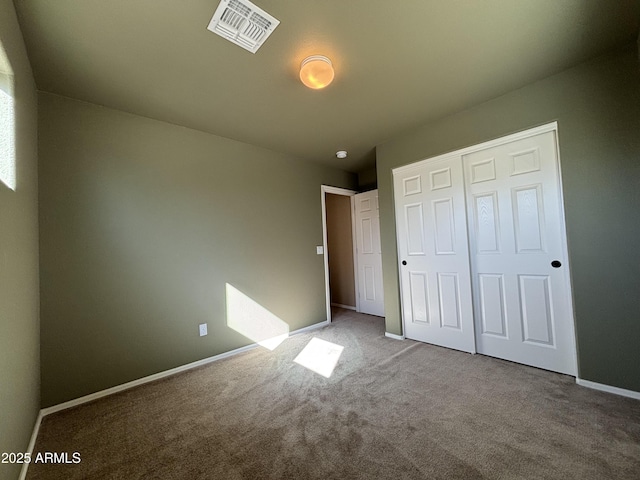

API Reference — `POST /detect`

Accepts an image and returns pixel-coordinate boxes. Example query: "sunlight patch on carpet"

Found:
[294,337,344,378]
[226,283,289,350]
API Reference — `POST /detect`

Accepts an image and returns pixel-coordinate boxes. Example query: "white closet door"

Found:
[463,131,576,375]
[354,190,385,317]
[393,156,476,353]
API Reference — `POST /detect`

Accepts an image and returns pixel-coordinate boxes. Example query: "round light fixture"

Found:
[336,150,347,159]
[299,55,335,89]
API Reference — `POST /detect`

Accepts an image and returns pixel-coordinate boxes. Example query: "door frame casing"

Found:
[321,185,357,322]
[392,122,578,375]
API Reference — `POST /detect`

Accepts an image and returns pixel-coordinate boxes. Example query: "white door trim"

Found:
[392,122,578,375]
[393,122,559,175]
[351,195,359,313]
[321,185,357,322]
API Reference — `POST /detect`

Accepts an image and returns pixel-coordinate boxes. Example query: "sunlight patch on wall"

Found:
[294,337,344,378]
[226,283,289,350]
[0,45,15,191]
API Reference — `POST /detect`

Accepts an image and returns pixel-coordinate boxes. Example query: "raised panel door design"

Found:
[433,198,455,255]
[437,273,461,330]
[355,190,385,317]
[470,158,496,184]
[403,175,422,196]
[464,128,576,375]
[396,126,575,376]
[405,203,425,255]
[512,185,545,253]
[519,275,555,346]
[363,265,376,301]
[474,192,500,254]
[478,274,507,338]
[430,168,452,191]
[409,271,429,324]
[510,148,540,176]
[360,218,373,254]
[394,157,475,353]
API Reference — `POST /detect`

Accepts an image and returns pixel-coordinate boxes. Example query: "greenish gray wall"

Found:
[38,93,356,407]
[357,166,377,191]
[0,1,40,479]
[377,45,640,392]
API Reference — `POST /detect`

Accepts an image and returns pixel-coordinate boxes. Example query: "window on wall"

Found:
[0,43,15,191]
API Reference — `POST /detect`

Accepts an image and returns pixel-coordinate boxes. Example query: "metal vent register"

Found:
[207,0,280,53]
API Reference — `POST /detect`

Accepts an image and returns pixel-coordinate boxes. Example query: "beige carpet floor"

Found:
[27,308,640,479]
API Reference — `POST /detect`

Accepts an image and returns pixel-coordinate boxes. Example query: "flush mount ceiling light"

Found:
[336,150,347,159]
[299,55,335,89]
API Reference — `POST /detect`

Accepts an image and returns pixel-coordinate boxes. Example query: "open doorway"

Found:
[326,193,356,310]
[321,186,356,322]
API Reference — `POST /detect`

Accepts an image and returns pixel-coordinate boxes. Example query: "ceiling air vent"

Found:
[207,0,280,53]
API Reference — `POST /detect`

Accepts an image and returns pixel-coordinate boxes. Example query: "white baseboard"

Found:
[18,411,43,480]
[331,303,356,311]
[385,332,405,341]
[21,319,331,480]
[40,343,259,416]
[576,378,640,400]
[293,320,329,334]
[41,320,330,417]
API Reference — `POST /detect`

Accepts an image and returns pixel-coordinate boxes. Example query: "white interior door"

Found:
[463,130,576,375]
[354,190,385,317]
[393,157,476,353]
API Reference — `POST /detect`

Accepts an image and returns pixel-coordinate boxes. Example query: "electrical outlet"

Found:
[199,323,208,336]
